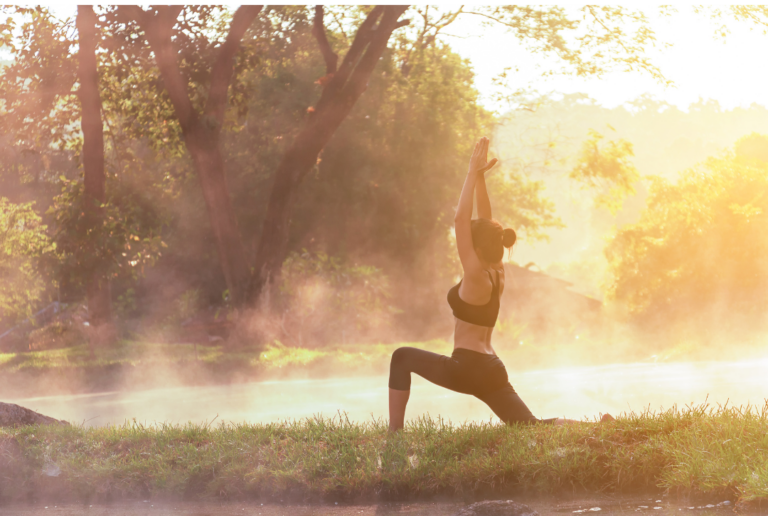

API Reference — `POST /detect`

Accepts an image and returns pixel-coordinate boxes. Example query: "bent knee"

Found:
[389,347,414,390]
[390,347,413,368]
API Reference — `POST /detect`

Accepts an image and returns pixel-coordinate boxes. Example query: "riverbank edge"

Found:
[1,408,767,507]
[0,359,388,399]
[6,340,768,399]
[0,340,440,398]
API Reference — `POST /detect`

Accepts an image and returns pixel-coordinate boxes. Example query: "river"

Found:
[8,358,768,426]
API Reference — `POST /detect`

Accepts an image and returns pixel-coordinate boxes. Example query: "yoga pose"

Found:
[388,137,612,431]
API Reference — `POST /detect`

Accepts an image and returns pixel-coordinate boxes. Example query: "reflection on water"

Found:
[0,498,747,516]
[8,358,768,427]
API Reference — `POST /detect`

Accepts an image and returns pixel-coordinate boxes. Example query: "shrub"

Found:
[265,251,398,347]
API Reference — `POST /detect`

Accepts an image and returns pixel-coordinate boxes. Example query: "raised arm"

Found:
[475,167,492,220]
[455,137,498,276]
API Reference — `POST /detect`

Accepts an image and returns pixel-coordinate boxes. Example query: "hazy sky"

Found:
[438,6,768,113]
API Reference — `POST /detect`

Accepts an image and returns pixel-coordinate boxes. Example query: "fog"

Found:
[11,357,768,427]
[6,7,768,433]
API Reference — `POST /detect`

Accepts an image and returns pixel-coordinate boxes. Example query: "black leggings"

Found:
[389,346,553,425]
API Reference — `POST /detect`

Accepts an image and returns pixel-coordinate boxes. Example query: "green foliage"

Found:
[605,136,768,333]
[201,10,561,320]
[0,198,56,322]
[0,7,79,153]
[0,5,568,335]
[286,35,559,280]
[0,6,175,314]
[114,288,137,319]
[0,7,79,202]
[570,128,640,214]
[49,177,166,291]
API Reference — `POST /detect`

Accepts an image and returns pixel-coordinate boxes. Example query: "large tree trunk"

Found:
[252,116,349,295]
[252,131,323,291]
[186,125,251,306]
[250,6,409,300]
[121,5,260,308]
[77,5,112,328]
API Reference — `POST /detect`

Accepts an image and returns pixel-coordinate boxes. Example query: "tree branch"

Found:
[584,6,633,61]
[312,5,338,75]
[329,6,383,89]
[168,6,183,24]
[118,5,147,27]
[461,10,523,30]
[312,6,385,114]
[119,5,197,132]
[204,5,262,125]
[340,6,408,101]
[157,5,183,32]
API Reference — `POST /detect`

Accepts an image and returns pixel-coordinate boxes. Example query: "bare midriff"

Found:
[453,318,495,355]
[452,266,504,355]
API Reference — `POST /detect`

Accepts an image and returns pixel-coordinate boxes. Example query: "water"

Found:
[8,358,768,427]
[0,498,748,516]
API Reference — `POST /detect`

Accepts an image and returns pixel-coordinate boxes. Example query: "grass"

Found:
[2,404,768,504]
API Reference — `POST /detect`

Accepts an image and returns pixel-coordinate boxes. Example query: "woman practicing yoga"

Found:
[388,136,612,431]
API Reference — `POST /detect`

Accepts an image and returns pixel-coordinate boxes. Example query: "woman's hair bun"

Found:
[502,228,517,248]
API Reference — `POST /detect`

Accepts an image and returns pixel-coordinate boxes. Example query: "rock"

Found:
[455,500,539,516]
[0,402,69,427]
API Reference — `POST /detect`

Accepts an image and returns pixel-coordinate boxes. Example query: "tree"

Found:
[0,7,168,327]
[251,6,410,300]
[0,198,55,324]
[77,5,112,328]
[0,5,671,342]
[252,4,672,302]
[117,5,262,307]
[0,7,79,202]
[91,5,667,310]
[605,135,768,336]
[569,128,640,214]
[111,5,410,307]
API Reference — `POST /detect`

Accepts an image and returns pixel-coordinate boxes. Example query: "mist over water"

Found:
[12,357,768,427]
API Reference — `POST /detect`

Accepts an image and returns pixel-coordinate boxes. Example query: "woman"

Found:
[388,137,612,431]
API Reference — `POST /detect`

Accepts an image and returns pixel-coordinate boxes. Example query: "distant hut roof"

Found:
[505,263,602,312]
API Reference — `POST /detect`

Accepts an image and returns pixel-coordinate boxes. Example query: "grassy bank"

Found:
[1,405,767,505]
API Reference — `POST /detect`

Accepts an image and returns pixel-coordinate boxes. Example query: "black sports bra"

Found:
[447,269,500,328]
